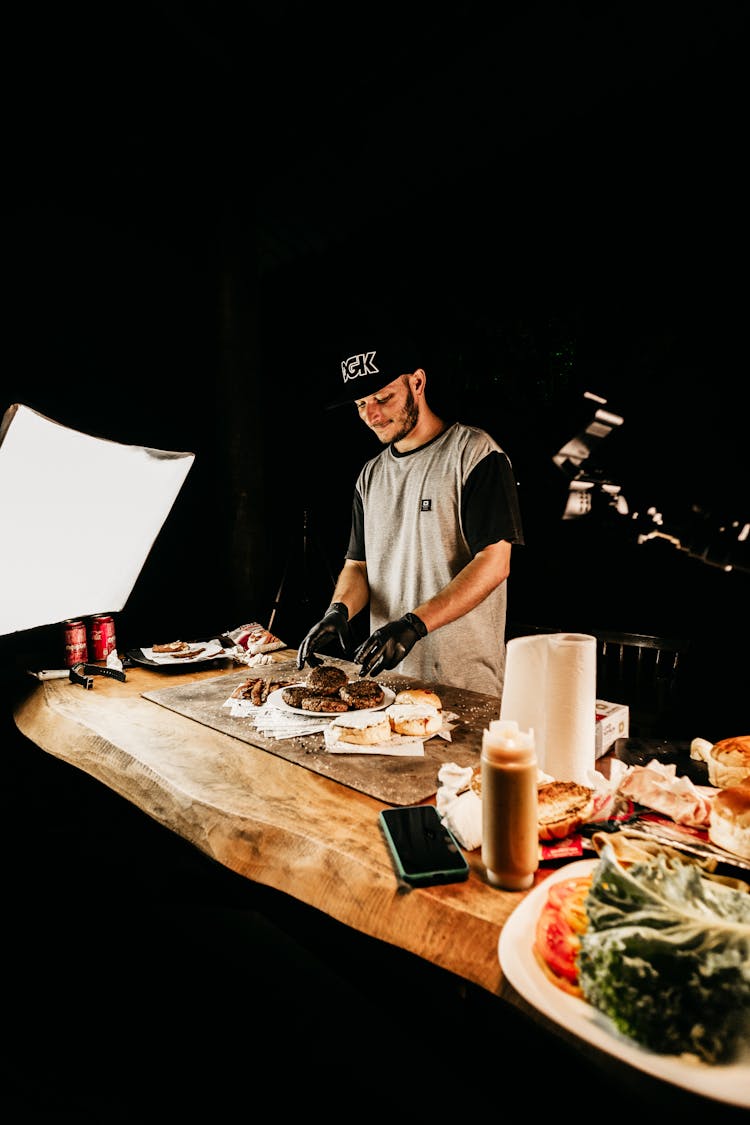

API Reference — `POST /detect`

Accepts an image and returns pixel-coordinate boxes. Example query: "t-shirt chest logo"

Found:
[420,499,432,512]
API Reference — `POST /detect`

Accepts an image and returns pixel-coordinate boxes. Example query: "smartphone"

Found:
[379,805,469,888]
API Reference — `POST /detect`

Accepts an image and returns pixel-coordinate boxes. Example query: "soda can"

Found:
[90,614,117,661]
[63,619,89,667]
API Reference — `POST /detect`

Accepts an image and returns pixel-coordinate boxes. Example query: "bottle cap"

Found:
[482,718,536,764]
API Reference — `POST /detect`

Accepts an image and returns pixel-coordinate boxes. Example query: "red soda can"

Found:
[90,614,117,661]
[63,620,89,667]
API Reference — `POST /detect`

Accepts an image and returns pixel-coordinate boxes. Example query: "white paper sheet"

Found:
[0,403,194,635]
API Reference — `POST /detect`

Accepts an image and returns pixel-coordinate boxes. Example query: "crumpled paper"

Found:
[223,623,288,666]
[436,764,482,851]
[609,757,715,827]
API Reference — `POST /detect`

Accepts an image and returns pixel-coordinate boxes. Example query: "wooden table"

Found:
[13,655,524,998]
[11,652,746,1117]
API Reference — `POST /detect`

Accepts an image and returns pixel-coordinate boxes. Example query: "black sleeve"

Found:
[345,489,366,561]
[461,450,525,554]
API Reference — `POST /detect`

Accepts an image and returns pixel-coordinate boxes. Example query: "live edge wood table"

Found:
[13,654,517,995]
[11,651,740,1118]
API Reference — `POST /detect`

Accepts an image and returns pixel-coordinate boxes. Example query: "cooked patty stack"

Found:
[295,665,351,712]
[283,664,387,713]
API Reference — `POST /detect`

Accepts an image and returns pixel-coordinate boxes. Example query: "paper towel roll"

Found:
[500,632,597,783]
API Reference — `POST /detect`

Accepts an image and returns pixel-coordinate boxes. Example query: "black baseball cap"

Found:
[325,322,423,410]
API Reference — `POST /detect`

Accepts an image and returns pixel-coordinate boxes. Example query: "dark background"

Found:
[2,7,748,1117]
[4,3,748,734]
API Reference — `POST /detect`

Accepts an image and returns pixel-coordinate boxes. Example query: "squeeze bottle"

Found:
[481,718,539,890]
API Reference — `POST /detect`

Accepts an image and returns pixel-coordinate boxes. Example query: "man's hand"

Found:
[353,613,428,677]
[297,603,351,670]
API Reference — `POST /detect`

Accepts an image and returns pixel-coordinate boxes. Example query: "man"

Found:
[297,329,524,699]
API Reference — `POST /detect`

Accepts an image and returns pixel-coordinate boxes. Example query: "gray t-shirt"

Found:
[346,422,524,698]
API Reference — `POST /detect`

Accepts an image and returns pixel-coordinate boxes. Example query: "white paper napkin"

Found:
[436,763,482,850]
[223,697,330,737]
[323,726,426,756]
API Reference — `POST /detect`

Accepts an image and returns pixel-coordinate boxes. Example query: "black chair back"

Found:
[594,630,690,738]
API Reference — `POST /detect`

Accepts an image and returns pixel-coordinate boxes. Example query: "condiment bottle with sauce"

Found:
[481,718,539,890]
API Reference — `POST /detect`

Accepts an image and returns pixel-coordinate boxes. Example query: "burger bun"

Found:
[708,781,750,860]
[386,703,442,737]
[328,711,392,746]
[394,688,442,712]
[707,735,750,788]
[537,781,595,841]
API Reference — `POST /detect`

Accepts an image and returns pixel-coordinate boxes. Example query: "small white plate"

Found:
[266,683,395,717]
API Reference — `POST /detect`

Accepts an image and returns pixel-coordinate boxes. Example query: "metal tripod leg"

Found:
[267,510,336,633]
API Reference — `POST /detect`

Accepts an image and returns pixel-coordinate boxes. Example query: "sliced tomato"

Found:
[557,877,591,934]
[546,876,590,912]
[533,946,583,997]
[533,875,592,993]
[533,906,581,984]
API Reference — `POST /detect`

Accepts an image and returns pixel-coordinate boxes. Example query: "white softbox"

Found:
[0,403,195,635]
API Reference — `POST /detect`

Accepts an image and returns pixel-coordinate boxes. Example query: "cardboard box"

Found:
[595,699,629,758]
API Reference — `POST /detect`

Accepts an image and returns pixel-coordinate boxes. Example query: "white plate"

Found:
[266,683,395,717]
[498,858,750,1109]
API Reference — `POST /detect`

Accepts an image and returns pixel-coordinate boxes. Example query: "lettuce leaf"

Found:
[578,840,750,1063]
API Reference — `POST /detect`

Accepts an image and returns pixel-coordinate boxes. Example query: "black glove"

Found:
[297,602,352,670]
[353,613,428,678]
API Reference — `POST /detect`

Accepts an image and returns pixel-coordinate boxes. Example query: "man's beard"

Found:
[383,383,419,444]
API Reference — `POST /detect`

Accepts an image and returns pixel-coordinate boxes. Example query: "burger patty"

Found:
[153,640,191,653]
[282,685,309,708]
[308,664,348,696]
[300,694,350,713]
[339,679,385,709]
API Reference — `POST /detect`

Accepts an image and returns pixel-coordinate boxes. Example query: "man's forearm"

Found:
[415,541,512,633]
[331,559,370,620]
